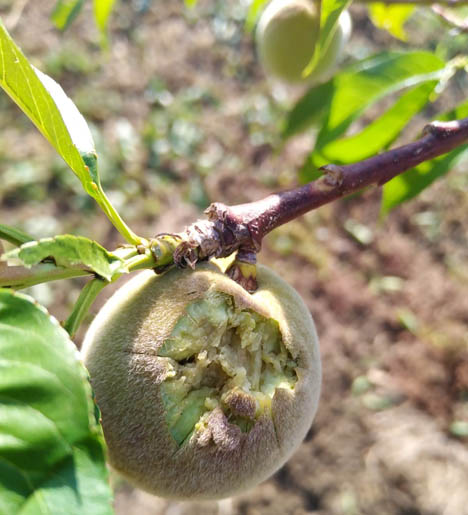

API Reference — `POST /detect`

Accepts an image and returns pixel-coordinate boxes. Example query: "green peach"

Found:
[256,0,351,85]
[256,0,320,83]
[82,262,321,500]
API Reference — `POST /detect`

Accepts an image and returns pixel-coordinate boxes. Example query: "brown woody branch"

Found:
[170,117,468,290]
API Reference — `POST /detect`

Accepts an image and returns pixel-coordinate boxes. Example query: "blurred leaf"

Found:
[0,223,34,246]
[368,4,414,41]
[0,289,113,515]
[0,21,100,200]
[450,421,468,437]
[184,0,198,8]
[344,219,374,245]
[304,80,439,175]
[381,98,468,214]
[351,376,372,395]
[284,51,446,141]
[396,308,419,333]
[51,0,85,31]
[245,0,270,32]
[93,0,118,38]
[303,0,351,77]
[3,235,127,281]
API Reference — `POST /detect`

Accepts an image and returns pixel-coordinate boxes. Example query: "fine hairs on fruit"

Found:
[82,261,321,500]
[256,0,352,84]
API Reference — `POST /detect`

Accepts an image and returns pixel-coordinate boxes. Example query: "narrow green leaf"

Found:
[368,4,414,41]
[381,98,468,214]
[284,51,446,141]
[245,0,270,32]
[51,0,85,31]
[0,22,141,246]
[0,223,34,246]
[3,235,127,282]
[305,81,439,173]
[93,0,118,37]
[0,289,113,515]
[0,21,100,199]
[303,0,351,78]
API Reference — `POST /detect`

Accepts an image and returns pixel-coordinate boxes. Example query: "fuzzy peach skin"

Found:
[82,262,321,500]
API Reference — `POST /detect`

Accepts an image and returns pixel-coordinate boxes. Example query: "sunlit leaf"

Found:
[0,22,140,245]
[368,4,414,41]
[93,0,118,38]
[0,289,113,515]
[245,0,270,32]
[0,21,101,200]
[3,235,127,282]
[51,0,85,31]
[284,51,446,140]
[184,0,198,8]
[304,80,439,174]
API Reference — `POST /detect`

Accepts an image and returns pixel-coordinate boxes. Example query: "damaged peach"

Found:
[82,262,321,500]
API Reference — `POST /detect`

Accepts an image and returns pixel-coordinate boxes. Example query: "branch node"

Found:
[423,120,460,138]
[318,164,345,189]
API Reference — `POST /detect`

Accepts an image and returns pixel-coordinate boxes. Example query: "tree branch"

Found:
[164,117,468,290]
[5,118,466,295]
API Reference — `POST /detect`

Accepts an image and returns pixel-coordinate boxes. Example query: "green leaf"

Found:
[368,4,414,41]
[0,22,141,246]
[184,0,198,8]
[245,0,270,32]
[51,0,85,31]
[0,289,113,515]
[301,80,439,178]
[0,20,100,199]
[0,223,34,246]
[93,0,118,38]
[284,51,446,141]
[303,0,351,78]
[381,98,468,214]
[3,235,127,282]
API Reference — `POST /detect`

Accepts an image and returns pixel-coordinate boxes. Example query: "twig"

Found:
[169,117,468,290]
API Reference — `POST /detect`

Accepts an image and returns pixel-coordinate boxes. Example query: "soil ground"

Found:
[1,1,467,514]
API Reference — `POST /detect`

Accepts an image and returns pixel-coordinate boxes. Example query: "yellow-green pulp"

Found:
[158,291,298,445]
